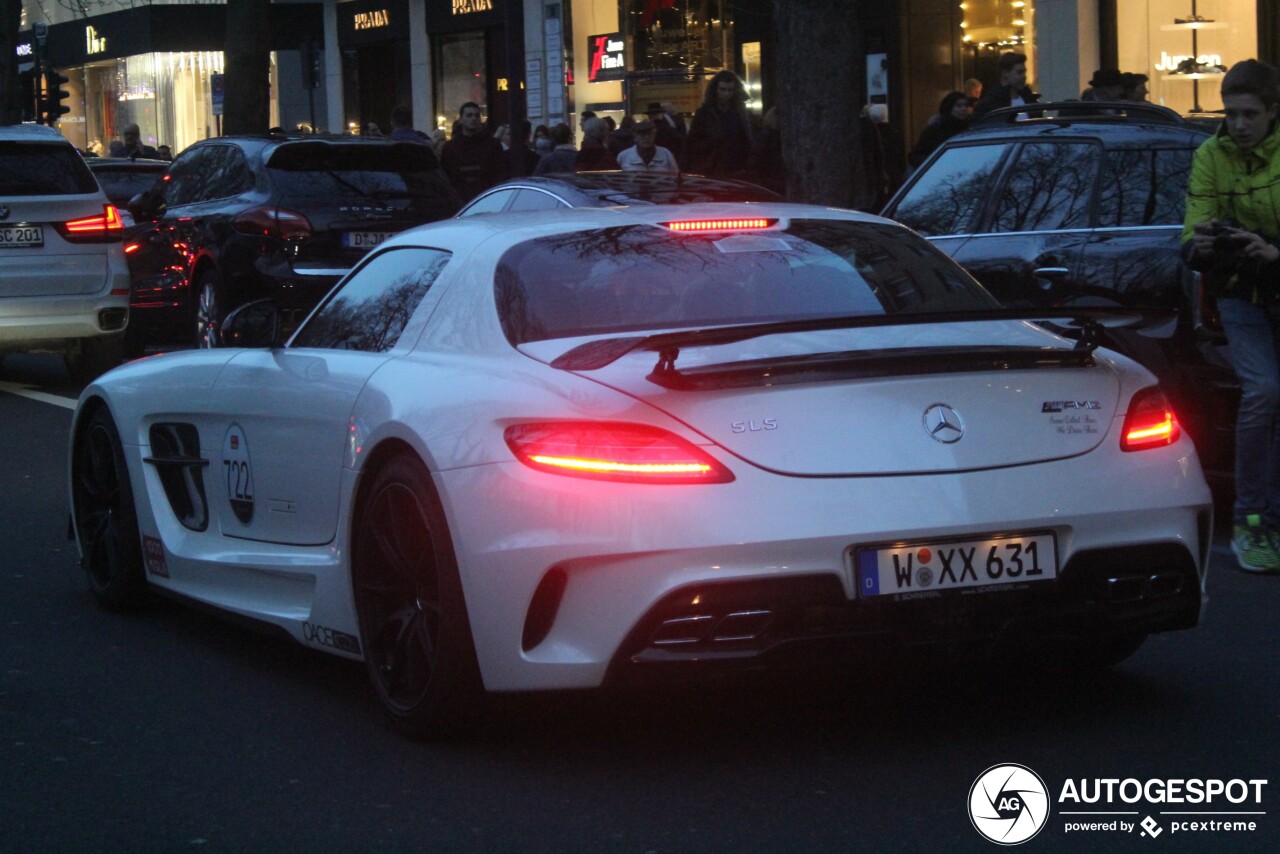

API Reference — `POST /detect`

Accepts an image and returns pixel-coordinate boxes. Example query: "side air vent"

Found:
[146,423,209,532]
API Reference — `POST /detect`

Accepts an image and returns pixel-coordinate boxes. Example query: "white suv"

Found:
[0,124,130,380]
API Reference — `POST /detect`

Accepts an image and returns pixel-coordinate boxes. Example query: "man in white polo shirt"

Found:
[616,119,679,173]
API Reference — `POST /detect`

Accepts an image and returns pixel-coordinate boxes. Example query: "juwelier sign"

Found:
[587,32,626,82]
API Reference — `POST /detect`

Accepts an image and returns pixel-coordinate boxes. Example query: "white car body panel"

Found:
[72,203,1213,692]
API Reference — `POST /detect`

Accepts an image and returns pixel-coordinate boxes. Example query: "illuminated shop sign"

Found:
[353,9,390,30]
[452,0,494,13]
[86,25,107,55]
[1154,51,1223,72]
[587,32,626,82]
[16,42,32,56]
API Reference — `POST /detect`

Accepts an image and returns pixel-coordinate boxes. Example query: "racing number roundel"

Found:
[222,424,255,524]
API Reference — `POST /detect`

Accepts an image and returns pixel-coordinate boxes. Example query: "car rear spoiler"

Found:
[550,307,1174,373]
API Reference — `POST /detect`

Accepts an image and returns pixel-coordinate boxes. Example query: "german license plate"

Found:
[855,532,1057,599]
[342,231,395,249]
[0,225,43,248]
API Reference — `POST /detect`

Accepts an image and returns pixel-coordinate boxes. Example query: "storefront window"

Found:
[959,1,1037,94]
[624,0,733,117]
[436,32,488,132]
[1118,0,1258,114]
[68,51,280,157]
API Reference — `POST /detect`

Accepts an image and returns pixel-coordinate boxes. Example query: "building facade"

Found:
[16,1,1279,161]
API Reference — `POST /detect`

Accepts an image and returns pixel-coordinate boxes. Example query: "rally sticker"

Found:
[222,423,254,524]
[142,535,169,578]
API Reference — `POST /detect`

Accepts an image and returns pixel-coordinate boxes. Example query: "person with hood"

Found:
[574,117,619,171]
[908,91,972,169]
[1182,59,1280,572]
[682,70,752,176]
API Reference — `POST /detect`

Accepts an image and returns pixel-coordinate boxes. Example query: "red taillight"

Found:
[59,205,124,242]
[232,207,313,240]
[1121,387,1181,452]
[504,422,734,483]
[661,218,776,232]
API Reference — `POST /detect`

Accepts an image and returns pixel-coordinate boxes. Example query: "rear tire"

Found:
[71,406,147,611]
[194,269,224,348]
[351,455,484,739]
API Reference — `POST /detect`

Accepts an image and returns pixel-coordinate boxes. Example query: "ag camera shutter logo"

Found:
[969,763,1051,845]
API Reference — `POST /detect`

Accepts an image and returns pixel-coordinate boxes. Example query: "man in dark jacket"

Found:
[440,102,508,202]
[972,52,1039,117]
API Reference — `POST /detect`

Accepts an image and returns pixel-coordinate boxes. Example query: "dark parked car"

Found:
[85,157,169,226]
[456,171,781,216]
[882,101,1238,490]
[125,134,459,348]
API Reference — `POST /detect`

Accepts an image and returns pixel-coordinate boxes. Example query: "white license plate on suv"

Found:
[0,225,43,248]
[855,532,1057,599]
[342,231,396,249]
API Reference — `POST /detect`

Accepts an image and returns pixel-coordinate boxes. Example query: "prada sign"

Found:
[340,0,408,46]
[427,0,502,32]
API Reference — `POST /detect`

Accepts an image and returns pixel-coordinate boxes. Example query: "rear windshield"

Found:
[496,220,999,345]
[267,142,455,209]
[0,142,99,195]
[92,168,164,207]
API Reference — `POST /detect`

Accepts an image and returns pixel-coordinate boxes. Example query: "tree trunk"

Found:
[772,0,867,208]
[0,0,25,125]
[223,0,272,135]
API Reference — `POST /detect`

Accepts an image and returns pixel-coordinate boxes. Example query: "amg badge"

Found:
[1042,400,1101,413]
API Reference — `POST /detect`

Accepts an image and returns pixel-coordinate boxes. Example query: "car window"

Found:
[266,142,457,218]
[988,142,1099,233]
[162,147,221,207]
[496,220,999,344]
[506,189,566,212]
[888,144,1010,237]
[204,146,255,200]
[291,247,451,352]
[0,142,99,195]
[460,190,513,215]
[1097,148,1195,227]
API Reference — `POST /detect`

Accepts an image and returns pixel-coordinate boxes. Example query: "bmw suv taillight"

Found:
[55,204,124,242]
[505,422,734,483]
[232,207,313,240]
[1121,387,1181,452]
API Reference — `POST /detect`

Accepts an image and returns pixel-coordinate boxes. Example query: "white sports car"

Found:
[69,203,1212,738]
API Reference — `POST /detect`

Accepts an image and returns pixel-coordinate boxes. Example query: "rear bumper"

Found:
[0,286,130,351]
[604,541,1201,685]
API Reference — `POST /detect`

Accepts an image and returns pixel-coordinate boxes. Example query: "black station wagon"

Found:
[883,101,1237,492]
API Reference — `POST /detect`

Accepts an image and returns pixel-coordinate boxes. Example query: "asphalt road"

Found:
[2,354,1278,853]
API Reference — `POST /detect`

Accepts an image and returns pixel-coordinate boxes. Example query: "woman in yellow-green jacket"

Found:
[1182,59,1280,573]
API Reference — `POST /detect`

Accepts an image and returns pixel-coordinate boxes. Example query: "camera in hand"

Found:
[1208,220,1254,274]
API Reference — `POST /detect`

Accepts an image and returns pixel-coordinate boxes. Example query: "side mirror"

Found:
[219,299,282,348]
[127,190,162,222]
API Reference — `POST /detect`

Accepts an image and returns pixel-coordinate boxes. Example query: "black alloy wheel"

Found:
[352,455,483,739]
[71,406,147,610]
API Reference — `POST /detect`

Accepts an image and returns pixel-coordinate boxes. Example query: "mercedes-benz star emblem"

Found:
[923,403,964,444]
[0,206,10,221]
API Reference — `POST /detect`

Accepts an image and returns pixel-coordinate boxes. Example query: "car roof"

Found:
[957,100,1211,147]
[479,171,782,205]
[86,157,170,169]
[0,123,75,143]
[391,201,887,256]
